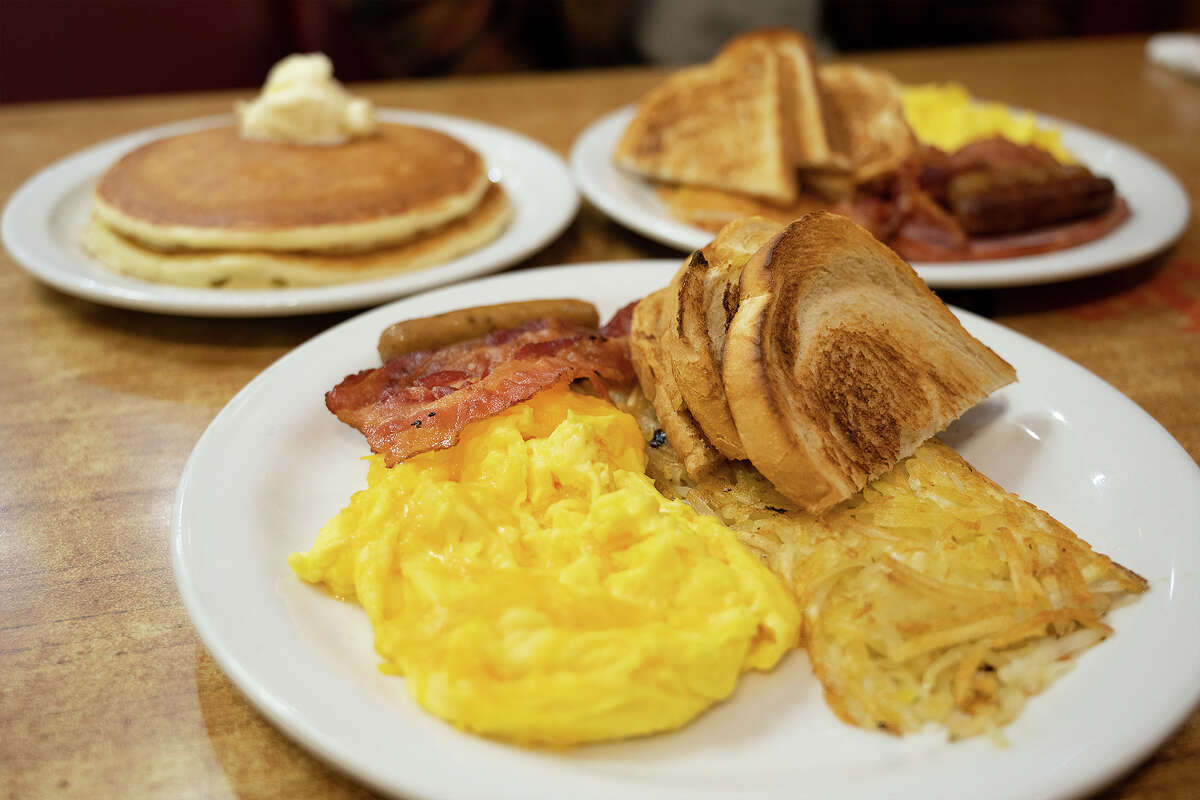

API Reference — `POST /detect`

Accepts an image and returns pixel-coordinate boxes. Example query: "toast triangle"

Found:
[723,211,1016,512]
[615,38,799,204]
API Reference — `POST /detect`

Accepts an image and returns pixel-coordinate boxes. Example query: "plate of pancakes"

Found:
[171,260,1200,800]
[3,109,578,316]
[572,105,1189,290]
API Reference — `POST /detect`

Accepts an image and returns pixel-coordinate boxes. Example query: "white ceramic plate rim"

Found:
[570,106,1190,288]
[2,110,578,316]
[172,261,1200,800]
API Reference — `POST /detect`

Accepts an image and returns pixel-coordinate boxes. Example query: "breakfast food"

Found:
[617,212,1145,738]
[300,213,1144,744]
[629,285,728,480]
[662,217,785,462]
[83,54,509,288]
[91,124,491,254]
[624,386,1147,738]
[294,360,799,746]
[377,298,600,361]
[725,213,1016,509]
[81,184,509,288]
[616,28,1124,261]
[902,82,1073,163]
[236,52,375,145]
[814,63,918,196]
[635,213,1016,513]
[326,313,635,465]
[613,30,803,204]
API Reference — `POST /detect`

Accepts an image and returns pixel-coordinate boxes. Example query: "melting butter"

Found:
[236,53,375,145]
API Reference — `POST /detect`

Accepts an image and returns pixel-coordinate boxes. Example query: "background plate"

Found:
[173,261,1200,800]
[570,107,1189,288]
[2,110,578,316]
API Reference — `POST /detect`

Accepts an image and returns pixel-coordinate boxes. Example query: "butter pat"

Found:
[237,53,376,145]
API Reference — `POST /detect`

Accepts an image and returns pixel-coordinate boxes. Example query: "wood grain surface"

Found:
[2,35,1197,799]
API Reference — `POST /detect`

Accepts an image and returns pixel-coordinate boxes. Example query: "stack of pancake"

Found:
[84,123,510,288]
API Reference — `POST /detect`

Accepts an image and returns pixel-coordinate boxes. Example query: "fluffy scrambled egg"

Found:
[902,82,1074,162]
[289,385,799,746]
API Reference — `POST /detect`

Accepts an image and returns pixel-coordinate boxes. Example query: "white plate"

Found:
[172,261,1200,800]
[570,107,1190,288]
[2,110,578,316]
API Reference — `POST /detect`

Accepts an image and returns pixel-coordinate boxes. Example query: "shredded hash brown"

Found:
[619,387,1147,739]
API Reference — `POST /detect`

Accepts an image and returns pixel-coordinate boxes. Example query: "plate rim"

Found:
[172,259,1200,800]
[2,109,579,317]
[569,105,1190,289]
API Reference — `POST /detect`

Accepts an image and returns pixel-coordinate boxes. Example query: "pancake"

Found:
[82,183,510,288]
[92,123,490,253]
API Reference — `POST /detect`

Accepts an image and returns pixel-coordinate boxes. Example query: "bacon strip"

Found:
[326,316,636,465]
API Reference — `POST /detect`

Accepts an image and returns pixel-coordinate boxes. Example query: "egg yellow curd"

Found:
[902,82,1074,162]
[289,385,799,746]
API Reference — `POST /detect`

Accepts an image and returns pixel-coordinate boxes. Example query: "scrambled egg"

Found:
[289,385,799,746]
[902,82,1074,162]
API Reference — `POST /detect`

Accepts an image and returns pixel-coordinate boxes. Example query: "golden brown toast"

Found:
[629,288,727,479]
[723,212,1016,513]
[614,36,799,204]
[716,29,831,169]
[662,217,785,460]
[818,63,918,186]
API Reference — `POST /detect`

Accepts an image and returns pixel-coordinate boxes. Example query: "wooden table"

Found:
[2,34,1197,799]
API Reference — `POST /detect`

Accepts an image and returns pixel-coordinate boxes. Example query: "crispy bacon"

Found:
[601,301,637,339]
[326,316,636,465]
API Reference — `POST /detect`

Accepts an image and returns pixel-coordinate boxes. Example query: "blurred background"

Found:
[2,0,1198,103]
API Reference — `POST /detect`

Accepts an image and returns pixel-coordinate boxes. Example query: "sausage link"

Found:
[377,299,600,362]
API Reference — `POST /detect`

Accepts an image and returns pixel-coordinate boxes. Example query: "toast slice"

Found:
[717,29,831,169]
[723,211,1016,513]
[663,216,784,460]
[818,63,918,186]
[629,287,727,479]
[614,36,799,204]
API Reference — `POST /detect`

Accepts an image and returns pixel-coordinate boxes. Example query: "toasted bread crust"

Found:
[614,39,798,204]
[664,217,785,460]
[719,28,831,168]
[818,64,917,184]
[666,250,748,460]
[630,288,727,478]
[723,212,1016,512]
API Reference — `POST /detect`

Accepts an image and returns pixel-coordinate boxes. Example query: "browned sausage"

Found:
[377,299,600,362]
[946,165,1115,236]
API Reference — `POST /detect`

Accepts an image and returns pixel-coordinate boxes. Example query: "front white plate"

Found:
[570,107,1189,288]
[2,110,578,316]
[172,261,1200,800]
